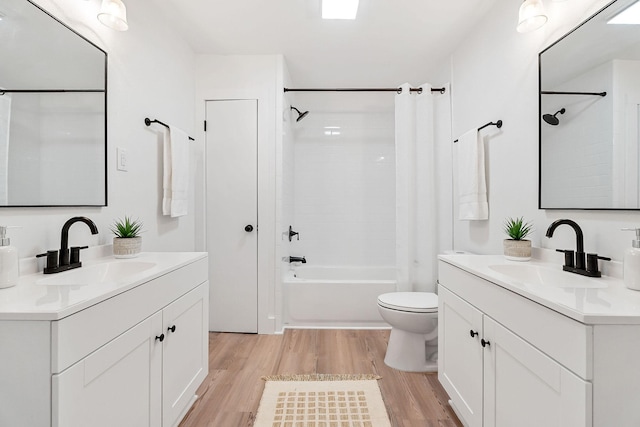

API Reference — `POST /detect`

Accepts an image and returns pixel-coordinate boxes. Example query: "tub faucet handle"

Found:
[288,226,300,242]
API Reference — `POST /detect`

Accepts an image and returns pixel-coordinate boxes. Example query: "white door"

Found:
[163,283,209,426]
[438,286,484,427]
[52,312,163,427]
[206,100,258,333]
[483,316,592,427]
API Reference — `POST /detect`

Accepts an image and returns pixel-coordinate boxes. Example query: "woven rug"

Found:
[254,374,391,427]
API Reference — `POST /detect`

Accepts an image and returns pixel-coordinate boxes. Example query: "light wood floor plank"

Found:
[180,329,462,427]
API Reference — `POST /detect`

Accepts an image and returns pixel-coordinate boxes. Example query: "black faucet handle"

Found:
[37,250,59,270]
[70,246,89,264]
[556,249,575,268]
[586,253,611,275]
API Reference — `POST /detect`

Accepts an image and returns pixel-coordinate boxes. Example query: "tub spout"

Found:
[289,256,306,264]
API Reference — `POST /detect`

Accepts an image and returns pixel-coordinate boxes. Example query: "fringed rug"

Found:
[254,374,391,427]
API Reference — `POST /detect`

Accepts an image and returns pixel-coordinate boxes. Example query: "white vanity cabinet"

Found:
[0,253,208,427]
[438,258,640,427]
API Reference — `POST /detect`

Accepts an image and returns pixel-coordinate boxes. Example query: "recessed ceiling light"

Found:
[608,0,640,24]
[322,0,359,20]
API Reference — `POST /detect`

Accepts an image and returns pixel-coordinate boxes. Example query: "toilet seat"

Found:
[377,292,438,313]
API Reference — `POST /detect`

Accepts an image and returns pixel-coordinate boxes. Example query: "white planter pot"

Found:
[503,239,531,261]
[113,237,142,259]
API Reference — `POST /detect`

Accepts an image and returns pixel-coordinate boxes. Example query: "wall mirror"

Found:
[539,0,640,209]
[0,0,107,207]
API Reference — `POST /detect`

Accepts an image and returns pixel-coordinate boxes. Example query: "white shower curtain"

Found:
[395,83,438,292]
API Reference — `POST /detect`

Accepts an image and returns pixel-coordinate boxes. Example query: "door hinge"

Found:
[204,120,207,132]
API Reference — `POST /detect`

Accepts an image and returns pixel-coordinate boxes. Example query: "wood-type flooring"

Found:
[180,329,462,427]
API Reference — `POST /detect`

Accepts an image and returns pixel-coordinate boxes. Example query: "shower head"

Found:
[291,106,309,122]
[543,108,566,126]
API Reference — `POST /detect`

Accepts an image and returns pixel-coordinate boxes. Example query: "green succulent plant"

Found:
[503,217,532,240]
[111,216,143,238]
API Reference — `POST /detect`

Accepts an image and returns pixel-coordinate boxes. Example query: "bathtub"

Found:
[282,266,397,328]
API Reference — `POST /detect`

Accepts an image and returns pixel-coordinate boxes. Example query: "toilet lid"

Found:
[377,292,438,313]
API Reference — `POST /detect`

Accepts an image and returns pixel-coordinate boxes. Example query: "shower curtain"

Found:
[395,83,438,292]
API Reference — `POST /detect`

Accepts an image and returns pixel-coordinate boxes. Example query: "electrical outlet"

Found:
[117,147,128,171]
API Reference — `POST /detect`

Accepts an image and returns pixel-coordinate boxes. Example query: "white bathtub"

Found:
[282,266,397,328]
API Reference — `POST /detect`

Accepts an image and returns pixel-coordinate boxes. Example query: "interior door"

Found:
[206,99,258,333]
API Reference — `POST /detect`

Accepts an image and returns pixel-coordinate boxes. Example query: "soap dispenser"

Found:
[622,228,640,291]
[0,226,19,289]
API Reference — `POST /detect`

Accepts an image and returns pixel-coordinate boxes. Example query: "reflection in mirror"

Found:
[539,0,640,209]
[0,0,107,206]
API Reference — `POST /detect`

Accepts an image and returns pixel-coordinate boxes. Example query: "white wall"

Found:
[292,110,396,267]
[3,0,197,258]
[195,54,282,334]
[541,62,613,208]
[446,0,640,262]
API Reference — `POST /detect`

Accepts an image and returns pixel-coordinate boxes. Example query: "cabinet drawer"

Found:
[439,261,593,380]
[52,257,208,373]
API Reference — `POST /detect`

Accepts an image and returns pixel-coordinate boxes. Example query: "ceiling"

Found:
[152,0,498,88]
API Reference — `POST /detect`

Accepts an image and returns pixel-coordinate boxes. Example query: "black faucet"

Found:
[545,219,609,277]
[37,216,99,274]
[289,256,306,264]
[60,217,99,266]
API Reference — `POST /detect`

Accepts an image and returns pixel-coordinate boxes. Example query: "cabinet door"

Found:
[483,316,592,427]
[438,285,484,427]
[162,283,209,427]
[52,312,163,427]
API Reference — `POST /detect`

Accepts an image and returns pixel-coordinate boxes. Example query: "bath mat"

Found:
[254,374,391,427]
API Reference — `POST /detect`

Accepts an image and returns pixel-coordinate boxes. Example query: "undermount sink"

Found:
[36,261,157,286]
[488,264,607,289]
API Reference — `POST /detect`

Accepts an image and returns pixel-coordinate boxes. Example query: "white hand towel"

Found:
[162,125,190,217]
[457,129,488,220]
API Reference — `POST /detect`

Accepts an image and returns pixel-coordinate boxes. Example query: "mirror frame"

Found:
[1,0,108,207]
[537,0,639,211]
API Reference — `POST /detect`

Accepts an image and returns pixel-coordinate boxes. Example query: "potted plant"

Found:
[503,217,533,261]
[111,216,143,258]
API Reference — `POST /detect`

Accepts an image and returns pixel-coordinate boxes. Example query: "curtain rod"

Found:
[541,91,607,97]
[145,118,195,141]
[284,87,446,94]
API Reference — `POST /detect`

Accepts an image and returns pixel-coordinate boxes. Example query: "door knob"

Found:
[245,225,254,232]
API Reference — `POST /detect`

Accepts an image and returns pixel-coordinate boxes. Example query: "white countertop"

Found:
[0,252,207,321]
[439,254,640,325]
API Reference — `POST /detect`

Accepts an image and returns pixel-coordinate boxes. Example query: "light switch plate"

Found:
[117,147,128,172]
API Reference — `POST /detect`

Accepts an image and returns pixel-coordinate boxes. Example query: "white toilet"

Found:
[377,292,438,372]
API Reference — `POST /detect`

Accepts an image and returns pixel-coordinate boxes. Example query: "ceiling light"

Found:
[97,0,129,31]
[322,0,359,20]
[608,0,640,24]
[517,0,548,33]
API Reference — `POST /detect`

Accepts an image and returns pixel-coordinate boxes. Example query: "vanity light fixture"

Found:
[97,0,129,31]
[517,0,548,33]
[322,0,359,20]
[608,0,640,24]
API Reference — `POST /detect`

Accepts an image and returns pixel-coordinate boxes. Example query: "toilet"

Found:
[377,291,439,372]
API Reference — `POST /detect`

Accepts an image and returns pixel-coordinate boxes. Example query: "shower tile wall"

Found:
[292,111,395,267]
[541,62,613,208]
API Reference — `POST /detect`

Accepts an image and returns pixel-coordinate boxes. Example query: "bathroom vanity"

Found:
[438,255,640,427]
[0,252,208,427]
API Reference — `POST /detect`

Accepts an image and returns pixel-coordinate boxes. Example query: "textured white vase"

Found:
[113,237,142,258]
[503,239,531,261]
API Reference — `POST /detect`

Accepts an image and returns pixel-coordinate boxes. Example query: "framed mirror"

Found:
[539,0,640,209]
[0,0,107,207]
